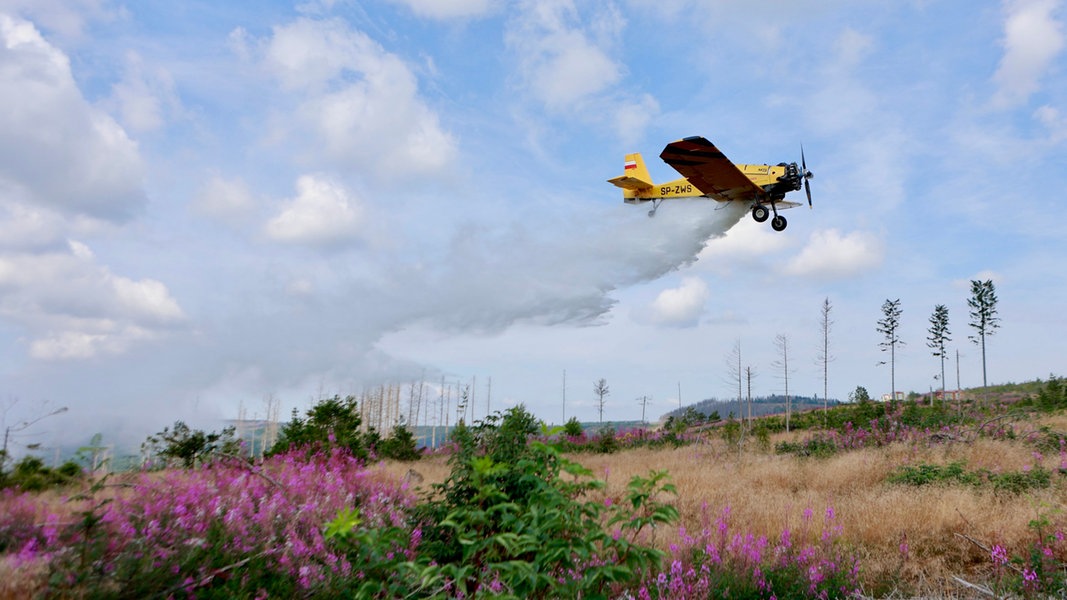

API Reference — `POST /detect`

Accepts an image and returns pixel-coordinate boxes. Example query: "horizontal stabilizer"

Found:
[607,174,653,190]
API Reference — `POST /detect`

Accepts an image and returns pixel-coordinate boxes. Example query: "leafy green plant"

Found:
[775,435,837,458]
[382,405,679,598]
[888,462,1051,494]
[887,462,979,486]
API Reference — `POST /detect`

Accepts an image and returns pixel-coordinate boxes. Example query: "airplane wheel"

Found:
[771,215,787,231]
[752,205,770,223]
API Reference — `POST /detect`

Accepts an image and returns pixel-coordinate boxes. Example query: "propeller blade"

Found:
[801,144,812,208]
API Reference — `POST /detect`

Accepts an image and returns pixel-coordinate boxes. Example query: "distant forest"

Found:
[661,395,840,422]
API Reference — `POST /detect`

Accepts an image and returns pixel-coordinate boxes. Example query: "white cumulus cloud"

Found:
[0,14,146,222]
[646,276,710,328]
[0,240,185,360]
[992,0,1065,108]
[386,0,499,19]
[259,17,456,180]
[505,0,621,111]
[265,174,364,246]
[783,229,885,280]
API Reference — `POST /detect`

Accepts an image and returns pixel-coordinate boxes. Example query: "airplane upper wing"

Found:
[659,136,766,201]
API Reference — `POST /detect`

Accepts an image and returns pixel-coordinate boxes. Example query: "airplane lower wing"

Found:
[659,136,766,202]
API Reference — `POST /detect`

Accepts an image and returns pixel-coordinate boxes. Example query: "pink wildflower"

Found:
[991,544,1008,566]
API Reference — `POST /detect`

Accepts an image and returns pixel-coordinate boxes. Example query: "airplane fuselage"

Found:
[623,163,797,204]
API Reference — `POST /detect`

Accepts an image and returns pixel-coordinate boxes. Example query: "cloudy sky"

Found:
[1,0,1065,446]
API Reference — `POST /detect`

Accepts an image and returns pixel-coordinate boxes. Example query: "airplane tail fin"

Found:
[607,152,654,193]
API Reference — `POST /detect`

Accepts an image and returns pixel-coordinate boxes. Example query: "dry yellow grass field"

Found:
[379,416,1066,597]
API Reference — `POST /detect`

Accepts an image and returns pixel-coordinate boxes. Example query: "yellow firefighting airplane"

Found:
[608,136,813,231]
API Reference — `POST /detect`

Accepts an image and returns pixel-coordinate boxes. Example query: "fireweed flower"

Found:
[991,544,1008,566]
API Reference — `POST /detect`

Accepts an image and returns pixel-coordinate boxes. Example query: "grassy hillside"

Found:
[3,376,1065,597]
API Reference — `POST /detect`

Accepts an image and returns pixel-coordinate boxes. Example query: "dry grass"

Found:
[0,555,48,600]
[378,420,1066,596]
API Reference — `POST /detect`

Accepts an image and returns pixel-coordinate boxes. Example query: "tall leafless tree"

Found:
[725,339,743,423]
[773,334,795,432]
[744,366,757,427]
[816,298,835,423]
[637,395,651,424]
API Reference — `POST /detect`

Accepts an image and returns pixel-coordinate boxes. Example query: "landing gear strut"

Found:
[752,199,788,231]
[647,199,662,218]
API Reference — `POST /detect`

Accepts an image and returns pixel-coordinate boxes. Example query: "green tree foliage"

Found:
[563,416,584,437]
[269,395,366,458]
[1,455,82,491]
[968,279,1000,388]
[377,421,421,461]
[142,421,240,469]
[1037,375,1066,411]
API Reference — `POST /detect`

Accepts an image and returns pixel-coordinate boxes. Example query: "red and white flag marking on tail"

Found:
[624,160,637,170]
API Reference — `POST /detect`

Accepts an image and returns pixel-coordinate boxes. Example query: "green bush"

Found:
[377,422,422,461]
[268,395,367,459]
[1,456,83,491]
[888,462,1051,494]
[775,435,837,458]
[329,404,679,598]
[141,421,240,468]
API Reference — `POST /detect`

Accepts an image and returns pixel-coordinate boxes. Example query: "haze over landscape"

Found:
[0,0,1065,449]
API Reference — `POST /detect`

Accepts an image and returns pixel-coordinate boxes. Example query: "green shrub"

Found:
[377,422,422,461]
[775,435,837,458]
[330,404,679,598]
[888,462,1050,494]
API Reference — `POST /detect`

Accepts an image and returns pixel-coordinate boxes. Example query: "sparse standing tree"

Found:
[926,304,951,404]
[968,279,1000,389]
[593,378,610,425]
[637,395,651,424]
[772,334,794,432]
[744,366,756,427]
[816,298,835,425]
[877,298,905,402]
[725,340,743,426]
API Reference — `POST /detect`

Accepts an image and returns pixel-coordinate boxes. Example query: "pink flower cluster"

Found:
[633,503,860,599]
[1,447,416,592]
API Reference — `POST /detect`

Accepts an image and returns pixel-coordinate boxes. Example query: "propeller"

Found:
[801,145,813,208]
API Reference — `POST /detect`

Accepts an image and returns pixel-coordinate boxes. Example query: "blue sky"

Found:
[1,0,1064,447]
